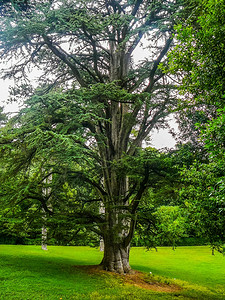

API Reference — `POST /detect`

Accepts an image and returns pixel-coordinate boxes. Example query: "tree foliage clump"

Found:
[169,0,225,106]
[167,0,225,151]
[179,161,225,254]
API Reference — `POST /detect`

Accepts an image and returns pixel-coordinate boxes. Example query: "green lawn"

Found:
[0,245,224,299]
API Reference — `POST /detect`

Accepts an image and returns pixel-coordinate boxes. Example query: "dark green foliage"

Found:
[165,0,225,251]
[169,0,225,107]
[179,162,225,253]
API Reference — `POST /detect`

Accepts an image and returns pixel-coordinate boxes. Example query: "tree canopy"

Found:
[0,0,186,273]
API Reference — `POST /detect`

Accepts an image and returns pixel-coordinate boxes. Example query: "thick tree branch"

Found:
[128,99,170,156]
[124,213,137,247]
[127,7,162,58]
[131,0,143,16]
[42,35,88,87]
[130,164,150,214]
[145,36,173,93]
[81,26,105,83]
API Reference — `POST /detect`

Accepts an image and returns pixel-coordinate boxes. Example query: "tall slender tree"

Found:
[0,0,184,273]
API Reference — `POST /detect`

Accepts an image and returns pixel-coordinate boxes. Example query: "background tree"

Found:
[133,148,190,249]
[179,161,225,254]
[0,0,184,273]
[165,0,225,150]
[169,0,225,107]
[167,0,225,251]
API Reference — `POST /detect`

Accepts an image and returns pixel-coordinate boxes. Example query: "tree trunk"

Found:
[100,239,132,274]
[100,238,104,252]
[41,223,48,251]
[99,201,105,252]
[99,200,134,274]
[41,171,52,251]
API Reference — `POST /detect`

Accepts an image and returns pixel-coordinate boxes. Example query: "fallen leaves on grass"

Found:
[73,265,182,293]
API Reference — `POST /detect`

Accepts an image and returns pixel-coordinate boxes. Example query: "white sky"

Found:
[151,123,177,149]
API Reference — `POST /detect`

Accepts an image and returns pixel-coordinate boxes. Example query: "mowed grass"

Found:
[131,246,225,287]
[0,245,224,299]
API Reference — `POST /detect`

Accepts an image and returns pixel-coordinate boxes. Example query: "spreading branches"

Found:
[42,34,88,87]
[145,35,173,93]
[0,0,182,256]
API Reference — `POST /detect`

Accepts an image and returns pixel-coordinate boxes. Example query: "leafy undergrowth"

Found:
[0,245,224,299]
